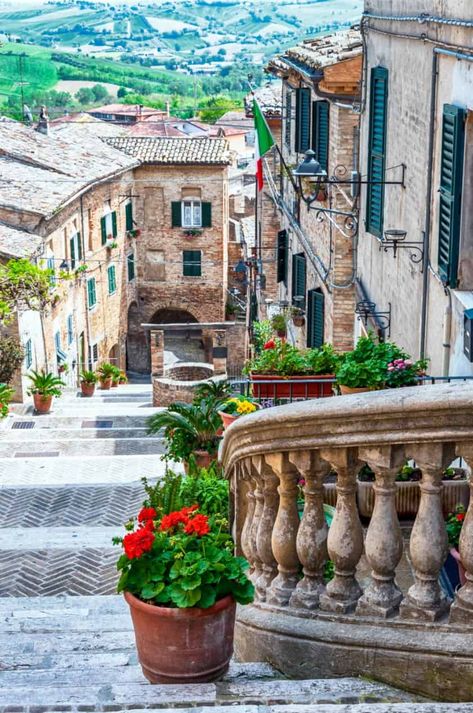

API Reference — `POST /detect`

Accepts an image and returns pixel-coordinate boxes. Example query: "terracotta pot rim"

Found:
[124,591,234,618]
[250,373,335,380]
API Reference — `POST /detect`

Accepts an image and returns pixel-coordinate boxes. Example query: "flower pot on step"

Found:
[81,382,95,398]
[33,393,53,414]
[111,381,119,388]
[219,411,239,430]
[100,378,112,390]
[124,591,236,684]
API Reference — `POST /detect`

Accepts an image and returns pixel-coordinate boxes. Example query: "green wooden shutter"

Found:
[125,202,133,232]
[70,236,76,268]
[183,250,202,277]
[111,211,117,238]
[292,253,306,308]
[307,289,325,348]
[127,253,135,281]
[201,202,212,228]
[366,67,388,237]
[312,101,329,171]
[296,87,311,153]
[171,201,182,227]
[285,90,292,148]
[277,229,288,284]
[438,104,465,287]
[100,217,107,245]
[87,278,96,308]
[108,265,116,294]
[77,231,82,261]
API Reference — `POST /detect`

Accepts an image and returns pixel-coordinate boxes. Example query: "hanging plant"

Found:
[127,228,141,239]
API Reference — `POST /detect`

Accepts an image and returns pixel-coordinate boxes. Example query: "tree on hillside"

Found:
[76,87,95,105]
[198,96,241,124]
[91,84,109,102]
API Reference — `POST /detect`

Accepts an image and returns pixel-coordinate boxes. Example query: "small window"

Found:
[92,343,98,362]
[108,265,117,294]
[69,231,82,270]
[127,253,135,282]
[87,277,97,309]
[292,253,306,308]
[183,250,202,277]
[47,257,56,286]
[125,202,134,232]
[25,339,32,369]
[67,314,74,345]
[101,204,117,244]
[182,200,202,228]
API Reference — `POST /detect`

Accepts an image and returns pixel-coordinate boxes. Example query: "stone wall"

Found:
[165,363,214,381]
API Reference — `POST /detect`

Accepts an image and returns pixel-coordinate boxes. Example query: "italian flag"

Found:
[254,98,275,192]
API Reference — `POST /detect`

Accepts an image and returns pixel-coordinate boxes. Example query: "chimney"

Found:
[136,104,143,122]
[165,100,170,118]
[36,105,49,136]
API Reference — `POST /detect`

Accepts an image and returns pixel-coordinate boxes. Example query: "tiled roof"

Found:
[245,82,282,118]
[268,28,362,74]
[104,136,232,165]
[0,222,43,259]
[0,120,138,218]
[88,104,167,117]
[50,112,125,137]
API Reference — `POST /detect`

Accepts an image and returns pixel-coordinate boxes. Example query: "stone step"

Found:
[0,437,166,458]
[8,415,156,429]
[2,427,155,440]
[41,707,472,713]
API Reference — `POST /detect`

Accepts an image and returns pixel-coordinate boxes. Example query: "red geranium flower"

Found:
[263,339,276,350]
[123,528,155,559]
[160,510,189,531]
[138,507,157,524]
[456,513,466,522]
[184,514,210,536]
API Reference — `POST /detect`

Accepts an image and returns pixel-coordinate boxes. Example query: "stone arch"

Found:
[108,343,119,366]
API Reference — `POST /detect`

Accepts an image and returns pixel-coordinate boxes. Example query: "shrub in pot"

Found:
[80,370,98,397]
[0,383,13,419]
[27,370,65,414]
[115,501,254,684]
[110,365,121,388]
[218,395,258,429]
[270,311,288,338]
[118,370,128,385]
[97,362,115,390]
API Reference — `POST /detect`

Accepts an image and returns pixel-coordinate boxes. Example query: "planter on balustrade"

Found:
[339,385,374,395]
[357,478,470,519]
[250,373,335,399]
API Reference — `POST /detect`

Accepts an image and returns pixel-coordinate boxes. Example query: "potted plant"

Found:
[58,362,68,375]
[80,370,98,397]
[271,312,288,338]
[291,307,305,328]
[218,395,258,430]
[118,370,128,385]
[111,365,121,388]
[127,228,141,239]
[445,504,467,588]
[0,383,13,420]
[105,238,118,250]
[27,370,65,414]
[97,362,115,390]
[147,399,222,468]
[225,301,237,321]
[115,499,254,684]
[246,340,338,399]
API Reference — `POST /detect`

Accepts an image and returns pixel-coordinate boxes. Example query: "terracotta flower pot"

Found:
[33,393,53,414]
[193,449,218,470]
[124,592,236,684]
[219,411,239,430]
[357,478,470,519]
[81,382,95,398]
[100,378,112,390]
[111,381,119,388]
[250,373,334,399]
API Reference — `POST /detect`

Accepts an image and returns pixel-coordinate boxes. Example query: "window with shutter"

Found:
[296,87,311,153]
[312,101,329,171]
[183,250,202,277]
[47,257,56,286]
[172,201,182,227]
[201,202,212,228]
[292,253,306,308]
[111,211,117,238]
[307,289,325,348]
[277,229,288,285]
[87,278,97,309]
[366,67,388,237]
[285,89,292,148]
[438,104,465,287]
[100,216,107,245]
[127,253,135,282]
[25,339,32,369]
[67,314,74,345]
[125,202,133,232]
[108,265,117,294]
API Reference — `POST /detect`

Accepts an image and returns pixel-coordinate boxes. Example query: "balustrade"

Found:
[223,383,473,629]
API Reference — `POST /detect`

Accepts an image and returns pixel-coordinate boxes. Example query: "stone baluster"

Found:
[289,450,331,609]
[400,443,455,622]
[450,444,473,625]
[319,448,363,613]
[356,445,405,618]
[247,460,264,584]
[253,456,279,601]
[265,452,301,606]
[239,459,257,576]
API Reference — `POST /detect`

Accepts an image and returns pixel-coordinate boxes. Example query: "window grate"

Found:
[12,421,35,430]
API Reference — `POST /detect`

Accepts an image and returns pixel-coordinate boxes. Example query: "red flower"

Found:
[263,339,276,350]
[456,513,466,522]
[123,528,155,559]
[184,514,210,537]
[138,507,157,524]
[160,510,189,531]
[181,505,199,516]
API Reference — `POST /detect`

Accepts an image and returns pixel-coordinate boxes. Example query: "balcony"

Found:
[220,382,473,701]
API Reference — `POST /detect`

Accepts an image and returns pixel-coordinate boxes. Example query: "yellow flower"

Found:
[236,400,257,415]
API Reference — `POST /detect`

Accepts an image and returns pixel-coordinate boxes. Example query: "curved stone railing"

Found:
[220,383,473,700]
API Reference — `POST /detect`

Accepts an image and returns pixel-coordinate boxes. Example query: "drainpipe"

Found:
[442,289,452,377]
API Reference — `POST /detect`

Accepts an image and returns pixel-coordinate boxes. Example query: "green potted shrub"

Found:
[80,370,98,398]
[245,339,338,399]
[271,311,288,338]
[97,362,115,390]
[0,383,13,420]
[110,365,121,388]
[118,370,128,385]
[27,370,65,414]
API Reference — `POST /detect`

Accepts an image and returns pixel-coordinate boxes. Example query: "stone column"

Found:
[253,455,279,601]
[450,444,473,625]
[212,330,227,375]
[240,459,257,577]
[400,443,455,622]
[356,445,405,618]
[289,450,331,610]
[247,459,264,584]
[150,330,164,377]
[319,448,363,613]
[265,452,300,606]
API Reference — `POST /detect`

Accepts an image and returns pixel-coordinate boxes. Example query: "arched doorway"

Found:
[150,308,205,366]
[108,343,119,366]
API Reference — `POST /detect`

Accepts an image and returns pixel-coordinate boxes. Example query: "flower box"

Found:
[250,373,334,399]
[357,478,470,519]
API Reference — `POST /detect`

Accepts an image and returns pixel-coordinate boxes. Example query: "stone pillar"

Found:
[150,330,164,377]
[400,443,455,622]
[212,330,227,375]
[289,450,331,610]
[356,445,405,618]
[450,444,473,625]
[240,459,257,578]
[253,455,279,602]
[319,448,363,614]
